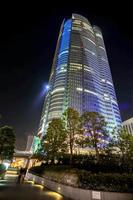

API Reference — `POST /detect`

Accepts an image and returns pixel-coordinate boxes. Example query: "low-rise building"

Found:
[122,117,133,134]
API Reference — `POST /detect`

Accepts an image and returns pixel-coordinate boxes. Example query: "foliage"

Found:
[30,165,133,192]
[57,154,127,173]
[36,109,133,174]
[30,153,132,174]
[77,170,133,192]
[63,108,81,165]
[42,119,67,163]
[0,126,16,160]
[81,112,108,162]
[109,127,133,172]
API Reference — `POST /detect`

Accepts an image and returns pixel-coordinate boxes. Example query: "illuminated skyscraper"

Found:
[38,14,121,137]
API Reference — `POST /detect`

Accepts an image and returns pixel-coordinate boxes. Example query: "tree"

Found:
[110,127,133,172]
[81,112,108,162]
[0,126,16,161]
[63,108,81,165]
[43,118,67,163]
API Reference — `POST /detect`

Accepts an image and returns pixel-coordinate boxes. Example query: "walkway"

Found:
[0,172,71,200]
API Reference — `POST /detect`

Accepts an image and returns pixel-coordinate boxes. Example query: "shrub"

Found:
[29,165,133,192]
[77,170,133,192]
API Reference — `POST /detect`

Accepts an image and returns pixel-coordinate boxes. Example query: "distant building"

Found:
[38,13,121,137]
[123,117,133,134]
[25,135,34,152]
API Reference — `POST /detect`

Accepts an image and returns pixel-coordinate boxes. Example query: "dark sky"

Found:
[0,3,133,149]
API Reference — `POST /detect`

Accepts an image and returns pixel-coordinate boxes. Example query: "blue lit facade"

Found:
[38,14,121,136]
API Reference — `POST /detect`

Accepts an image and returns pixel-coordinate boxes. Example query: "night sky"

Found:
[0,3,133,149]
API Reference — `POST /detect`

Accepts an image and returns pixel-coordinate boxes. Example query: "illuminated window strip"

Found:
[83,36,96,45]
[51,97,64,101]
[51,87,65,94]
[55,80,66,84]
[72,27,81,31]
[85,48,96,56]
[84,68,91,72]
[54,81,65,86]
[104,97,110,101]
[54,82,65,86]
[71,45,81,49]
[51,95,64,103]
[70,62,82,67]
[58,64,67,68]
[84,89,98,96]
[107,81,113,86]
[50,101,63,107]
[111,99,118,105]
[54,85,65,90]
[84,65,93,71]
[101,57,107,62]
[96,33,103,39]
[48,111,62,117]
[101,79,113,87]
[58,50,68,57]
[57,69,67,74]
[56,73,66,77]
[101,79,106,82]
[70,66,82,70]
[104,93,109,97]
[77,87,98,97]
[51,92,64,96]
[50,71,54,78]
[99,46,105,50]
[82,22,94,33]
[73,20,81,24]
[77,87,118,107]
[77,87,115,106]
[49,105,62,111]
[51,97,64,102]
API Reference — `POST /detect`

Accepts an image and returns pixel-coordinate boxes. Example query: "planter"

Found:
[26,172,133,200]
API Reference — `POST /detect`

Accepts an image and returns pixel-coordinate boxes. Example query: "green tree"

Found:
[110,127,133,172]
[43,118,67,163]
[81,112,108,162]
[63,108,81,165]
[0,126,16,161]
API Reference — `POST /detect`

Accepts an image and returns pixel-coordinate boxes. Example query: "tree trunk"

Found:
[94,143,100,163]
[70,143,73,166]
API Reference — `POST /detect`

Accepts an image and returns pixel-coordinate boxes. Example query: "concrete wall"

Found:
[26,172,133,200]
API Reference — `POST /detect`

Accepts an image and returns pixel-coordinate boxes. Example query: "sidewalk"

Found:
[0,173,70,200]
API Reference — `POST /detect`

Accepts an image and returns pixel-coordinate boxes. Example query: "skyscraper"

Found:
[38,14,121,137]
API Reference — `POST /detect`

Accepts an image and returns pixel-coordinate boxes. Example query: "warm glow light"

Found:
[33,184,44,190]
[26,180,34,184]
[45,191,63,200]
[6,170,18,175]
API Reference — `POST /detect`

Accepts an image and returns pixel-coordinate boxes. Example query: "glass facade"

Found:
[38,14,121,137]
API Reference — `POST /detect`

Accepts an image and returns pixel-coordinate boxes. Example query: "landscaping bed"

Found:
[29,165,133,193]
